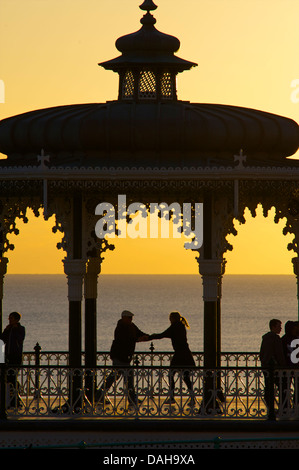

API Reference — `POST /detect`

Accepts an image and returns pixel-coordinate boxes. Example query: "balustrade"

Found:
[1,344,295,420]
[1,361,298,421]
[22,343,260,368]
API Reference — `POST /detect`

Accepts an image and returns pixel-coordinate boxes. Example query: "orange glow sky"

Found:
[0,0,299,275]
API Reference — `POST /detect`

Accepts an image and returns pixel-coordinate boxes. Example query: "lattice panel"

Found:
[138,70,156,99]
[161,72,173,99]
[122,70,135,99]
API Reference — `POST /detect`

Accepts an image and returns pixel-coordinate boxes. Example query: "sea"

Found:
[1,274,298,354]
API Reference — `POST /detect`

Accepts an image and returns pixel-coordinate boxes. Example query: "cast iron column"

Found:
[84,257,101,402]
[63,193,86,410]
[217,260,226,368]
[198,259,224,366]
[198,192,226,413]
[292,257,299,320]
[63,257,86,411]
[201,193,217,368]
[0,257,8,332]
[84,258,101,367]
[63,258,86,367]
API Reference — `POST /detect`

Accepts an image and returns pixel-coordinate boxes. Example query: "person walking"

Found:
[96,310,149,408]
[149,311,195,406]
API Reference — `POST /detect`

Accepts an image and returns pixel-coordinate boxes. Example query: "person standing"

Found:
[96,310,149,407]
[149,311,195,405]
[281,321,297,366]
[1,312,25,366]
[259,318,287,414]
[0,311,25,407]
[282,320,299,411]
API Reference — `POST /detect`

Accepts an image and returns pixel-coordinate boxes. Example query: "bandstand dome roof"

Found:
[0,101,298,168]
[0,0,298,169]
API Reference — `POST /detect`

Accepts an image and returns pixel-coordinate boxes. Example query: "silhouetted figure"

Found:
[149,311,195,405]
[282,321,297,366]
[260,318,287,414]
[96,310,149,407]
[0,311,25,407]
[282,320,299,410]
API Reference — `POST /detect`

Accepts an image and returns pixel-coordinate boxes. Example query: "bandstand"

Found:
[0,0,299,424]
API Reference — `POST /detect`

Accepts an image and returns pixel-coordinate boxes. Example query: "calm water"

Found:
[1,274,298,354]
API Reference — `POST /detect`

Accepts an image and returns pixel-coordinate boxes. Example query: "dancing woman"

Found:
[150,311,195,405]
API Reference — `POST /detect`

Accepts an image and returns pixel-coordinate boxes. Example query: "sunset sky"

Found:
[0,0,298,275]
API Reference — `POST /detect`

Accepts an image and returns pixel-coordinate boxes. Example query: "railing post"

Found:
[34,343,41,398]
[149,342,155,366]
[34,342,41,366]
[149,342,155,399]
[0,363,7,420]
[267,358,276,421]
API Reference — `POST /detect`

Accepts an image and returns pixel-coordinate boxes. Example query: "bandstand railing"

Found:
[0,344,297,421]
[22,343,261,368]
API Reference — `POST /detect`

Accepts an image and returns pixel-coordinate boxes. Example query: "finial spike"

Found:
[139,0,157,12]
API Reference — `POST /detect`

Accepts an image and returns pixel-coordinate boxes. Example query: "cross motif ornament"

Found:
[232,149,247,218]
[37,149,50,169]
[37,149,50,219]
[234,149,247,168]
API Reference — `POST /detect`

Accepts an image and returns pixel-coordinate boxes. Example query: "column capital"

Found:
[0,257,8,300]
[86,258,102,275]
[84,258,102,299]
[198,258,226,302]
[197,258,226,277]
[63,258,86,276]
[63,258,86,302]
[292,257,299,301]
[292,257,299,276]
[0,257,8,276]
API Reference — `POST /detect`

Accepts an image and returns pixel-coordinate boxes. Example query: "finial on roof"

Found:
[139,0,157,12]
[140,11,156,27]
[139,0,157,27]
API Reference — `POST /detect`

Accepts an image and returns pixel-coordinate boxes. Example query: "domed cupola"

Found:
[99,0,197,102]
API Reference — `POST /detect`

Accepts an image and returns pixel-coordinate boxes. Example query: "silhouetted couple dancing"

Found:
[96,310,195,407]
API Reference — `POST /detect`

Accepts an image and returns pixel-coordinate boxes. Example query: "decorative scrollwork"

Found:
[0,197,41,253]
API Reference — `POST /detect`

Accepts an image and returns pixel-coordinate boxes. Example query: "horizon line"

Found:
[4,272,295,276]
